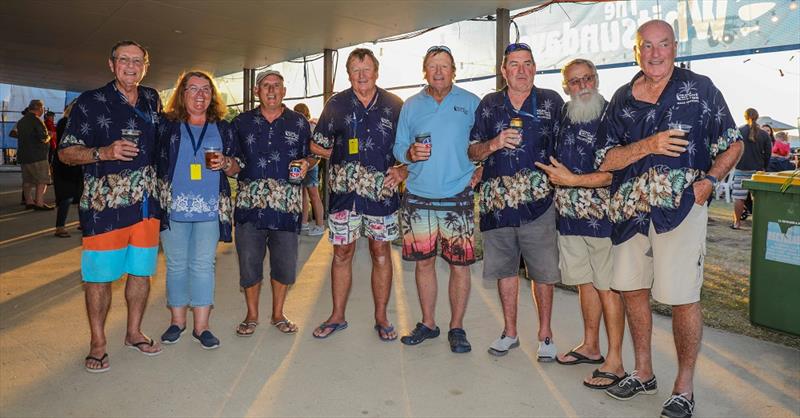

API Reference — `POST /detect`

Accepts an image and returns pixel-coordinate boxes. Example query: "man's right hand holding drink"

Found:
[647,129,689,157]
[489,128,522,152]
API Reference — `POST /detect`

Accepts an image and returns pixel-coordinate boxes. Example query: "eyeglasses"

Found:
[185,86,212,96]
[115,56,147,67]
[504,43,532,55]
[426,45,452,54]
[566,74,597,88]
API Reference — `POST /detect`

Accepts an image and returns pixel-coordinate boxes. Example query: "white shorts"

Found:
[558,234,613,291]
[611,203,708,305]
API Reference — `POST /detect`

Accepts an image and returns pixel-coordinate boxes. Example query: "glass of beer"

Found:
[121,129,140,146]
[669,123,691,139]
[204,146,222,170]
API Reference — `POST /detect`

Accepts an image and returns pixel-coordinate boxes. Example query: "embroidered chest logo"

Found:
[285,131,299,143]
[453,106,468,115]
[576,129,596,144]
[537,99,554,120]
[380,117,393,130]
[675,81,699,105]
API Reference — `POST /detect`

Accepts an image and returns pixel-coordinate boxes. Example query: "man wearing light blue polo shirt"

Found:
[392,46,481,353]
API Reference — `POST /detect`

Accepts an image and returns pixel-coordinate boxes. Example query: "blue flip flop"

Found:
[313,321,348,339]
[374,324,397,342]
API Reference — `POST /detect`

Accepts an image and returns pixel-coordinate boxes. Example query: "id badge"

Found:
[348,138,359,155]
[190,163,202,180]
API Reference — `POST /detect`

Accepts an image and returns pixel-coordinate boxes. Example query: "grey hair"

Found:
[561,58,599,94]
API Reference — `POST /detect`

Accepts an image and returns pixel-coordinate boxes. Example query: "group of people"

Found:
[56,19,745,418]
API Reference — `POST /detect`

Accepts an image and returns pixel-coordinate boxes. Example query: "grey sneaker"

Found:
[307,224,325,236]
[661,393,695,418]
[537,337,557,362]
[488,333,519,356]
[606,370,658,400]
[301,223,309,232]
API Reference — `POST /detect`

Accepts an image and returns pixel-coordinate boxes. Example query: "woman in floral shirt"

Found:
[156,71,242,349]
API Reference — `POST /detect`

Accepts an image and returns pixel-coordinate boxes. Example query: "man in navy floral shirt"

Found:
[59,40,164,372]
[310,48,406,340]
[232,70,316,337]
[535,59,626,391]
[596,21,742,418]
[468,43,563,360]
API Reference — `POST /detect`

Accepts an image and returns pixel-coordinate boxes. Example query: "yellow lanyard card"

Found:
[190,163,202,180]
[348,138,359,155]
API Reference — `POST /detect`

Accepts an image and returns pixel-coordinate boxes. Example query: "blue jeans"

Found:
[160,219,219,307]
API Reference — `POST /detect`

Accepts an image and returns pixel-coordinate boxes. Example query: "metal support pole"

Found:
[495,8,510,91]
[321,48,335,212]
[242,68,251,111]
[247,68,256,110]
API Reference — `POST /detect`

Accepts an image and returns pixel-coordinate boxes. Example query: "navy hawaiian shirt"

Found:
[554,101,612,238]
[595,67,741,244]
[156,119,243,242]
[60,81,162,237]
[312,87,403,216]
[232,107,311,233]
[470,87,564,232]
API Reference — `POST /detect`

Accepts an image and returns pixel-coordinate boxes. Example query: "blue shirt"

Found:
[60,81,162,237]
[313,87,403,216]
[393,85,480,198]
[596,67,741,244]
[469,87,564,232]
[169,123,222,222]
[554,101,612,238]
[233,107,311,232]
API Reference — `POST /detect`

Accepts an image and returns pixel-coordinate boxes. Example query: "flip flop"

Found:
[84,353,110,373]
[313,321,348,339]
[236,321,259,337]
[125,337,162,356]
[374,324,397,342]
[583,369,628,390]
[556,350,605,365]
[271,319,298,334]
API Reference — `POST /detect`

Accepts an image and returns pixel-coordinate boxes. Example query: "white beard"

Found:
[566,90,605,124]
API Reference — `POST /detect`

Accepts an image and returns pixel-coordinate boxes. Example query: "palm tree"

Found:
[400,206,423,256]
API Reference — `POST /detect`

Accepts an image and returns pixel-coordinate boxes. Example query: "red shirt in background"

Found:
[772,140,790,157]
[45,118,57,150]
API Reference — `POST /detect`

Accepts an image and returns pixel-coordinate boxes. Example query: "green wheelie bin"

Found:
[743,170,800,336]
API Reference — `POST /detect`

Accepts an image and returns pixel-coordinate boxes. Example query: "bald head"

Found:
[637,20,676,44]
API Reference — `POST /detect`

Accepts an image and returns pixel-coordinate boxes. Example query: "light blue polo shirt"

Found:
[393,85,480,199]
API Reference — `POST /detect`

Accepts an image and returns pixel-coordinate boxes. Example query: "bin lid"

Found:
[750,171,800,186]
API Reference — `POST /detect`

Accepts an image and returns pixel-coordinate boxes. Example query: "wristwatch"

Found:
[704,174,718,186]
[92,147,101,162]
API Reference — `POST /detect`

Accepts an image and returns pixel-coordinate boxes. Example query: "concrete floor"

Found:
[0,171,798,417]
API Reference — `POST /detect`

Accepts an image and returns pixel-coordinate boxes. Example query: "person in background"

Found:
[731,108,770,229]
[52,100,83,238]
[17,99,54,210]
[293,103,325,236]
[768,131,795,172]
[761,124,775,148]
[44,111,58,164]
[156,70,242,349]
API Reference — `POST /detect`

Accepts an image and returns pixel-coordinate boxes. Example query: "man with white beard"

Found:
[535,58,626,390]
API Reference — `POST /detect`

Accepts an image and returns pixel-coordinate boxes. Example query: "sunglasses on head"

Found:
[504,43,532,55]
[426,45,452,54]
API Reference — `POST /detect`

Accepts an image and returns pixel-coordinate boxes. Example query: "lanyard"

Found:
[507,89,539,122]
[183,121,209,156]
[114,84,154,125]
[351,90,379,138]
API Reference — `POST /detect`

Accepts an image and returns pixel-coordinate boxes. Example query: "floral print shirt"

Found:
[312,87,404,216]
[156,119,242,242]
[554,101,611,238]
[470,87,564,232]
[60,81,161,237]
[232,107,311,232]
[596,67,741,244]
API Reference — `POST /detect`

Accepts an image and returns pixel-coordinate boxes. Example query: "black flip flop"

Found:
[583,369,628,389]
[84,353,110,373]
[556,350,605,365]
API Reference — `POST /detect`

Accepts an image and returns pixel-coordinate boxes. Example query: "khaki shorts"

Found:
[22,160,51,185]
[558,234,613,290]
[611,203,707,305]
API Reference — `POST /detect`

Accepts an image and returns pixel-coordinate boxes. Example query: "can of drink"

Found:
[415,132,432,146]
[510,118,523,133]
[288,161,304,185]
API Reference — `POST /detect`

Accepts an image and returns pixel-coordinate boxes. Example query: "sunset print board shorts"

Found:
[400,187,476,266]
[81,218,160,282]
